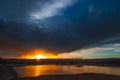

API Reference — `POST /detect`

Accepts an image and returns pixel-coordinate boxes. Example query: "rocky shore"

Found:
[0,64,18,80]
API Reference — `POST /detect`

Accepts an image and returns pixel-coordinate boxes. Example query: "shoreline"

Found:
[0,63,120,80]
[0,58,120,80]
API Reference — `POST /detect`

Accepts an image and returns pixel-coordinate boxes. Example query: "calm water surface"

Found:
[14,65,120,77]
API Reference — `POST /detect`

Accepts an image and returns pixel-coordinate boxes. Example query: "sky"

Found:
[0,0,120,59]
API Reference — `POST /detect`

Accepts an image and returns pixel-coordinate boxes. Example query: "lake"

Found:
[14,65,120,77]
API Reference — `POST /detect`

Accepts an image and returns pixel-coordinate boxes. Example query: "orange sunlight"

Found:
[32,55,48,60]
[21,49,59,59]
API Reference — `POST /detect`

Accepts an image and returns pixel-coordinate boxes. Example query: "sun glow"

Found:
[21,49,59,59]
[32,55,48,60]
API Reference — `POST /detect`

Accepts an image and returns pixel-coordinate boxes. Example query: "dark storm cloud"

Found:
[0,0,46,22]
[0,13,120,53]
[0,0,120,55]
[0,20,82,53]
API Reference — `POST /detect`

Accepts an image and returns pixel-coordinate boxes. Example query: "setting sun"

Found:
[21,49,59,59]
[32,55,48,60]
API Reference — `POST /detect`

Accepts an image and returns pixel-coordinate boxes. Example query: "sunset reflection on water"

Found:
[15,65,59,77]
[14,65,120,77]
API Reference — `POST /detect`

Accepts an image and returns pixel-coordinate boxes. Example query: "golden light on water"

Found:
[21,49,59,59]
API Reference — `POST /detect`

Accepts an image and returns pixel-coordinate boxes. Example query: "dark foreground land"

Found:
[15,73,120,80]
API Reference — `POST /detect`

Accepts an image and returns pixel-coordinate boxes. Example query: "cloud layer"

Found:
[60,37,120,59]
[0,0,120,58]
